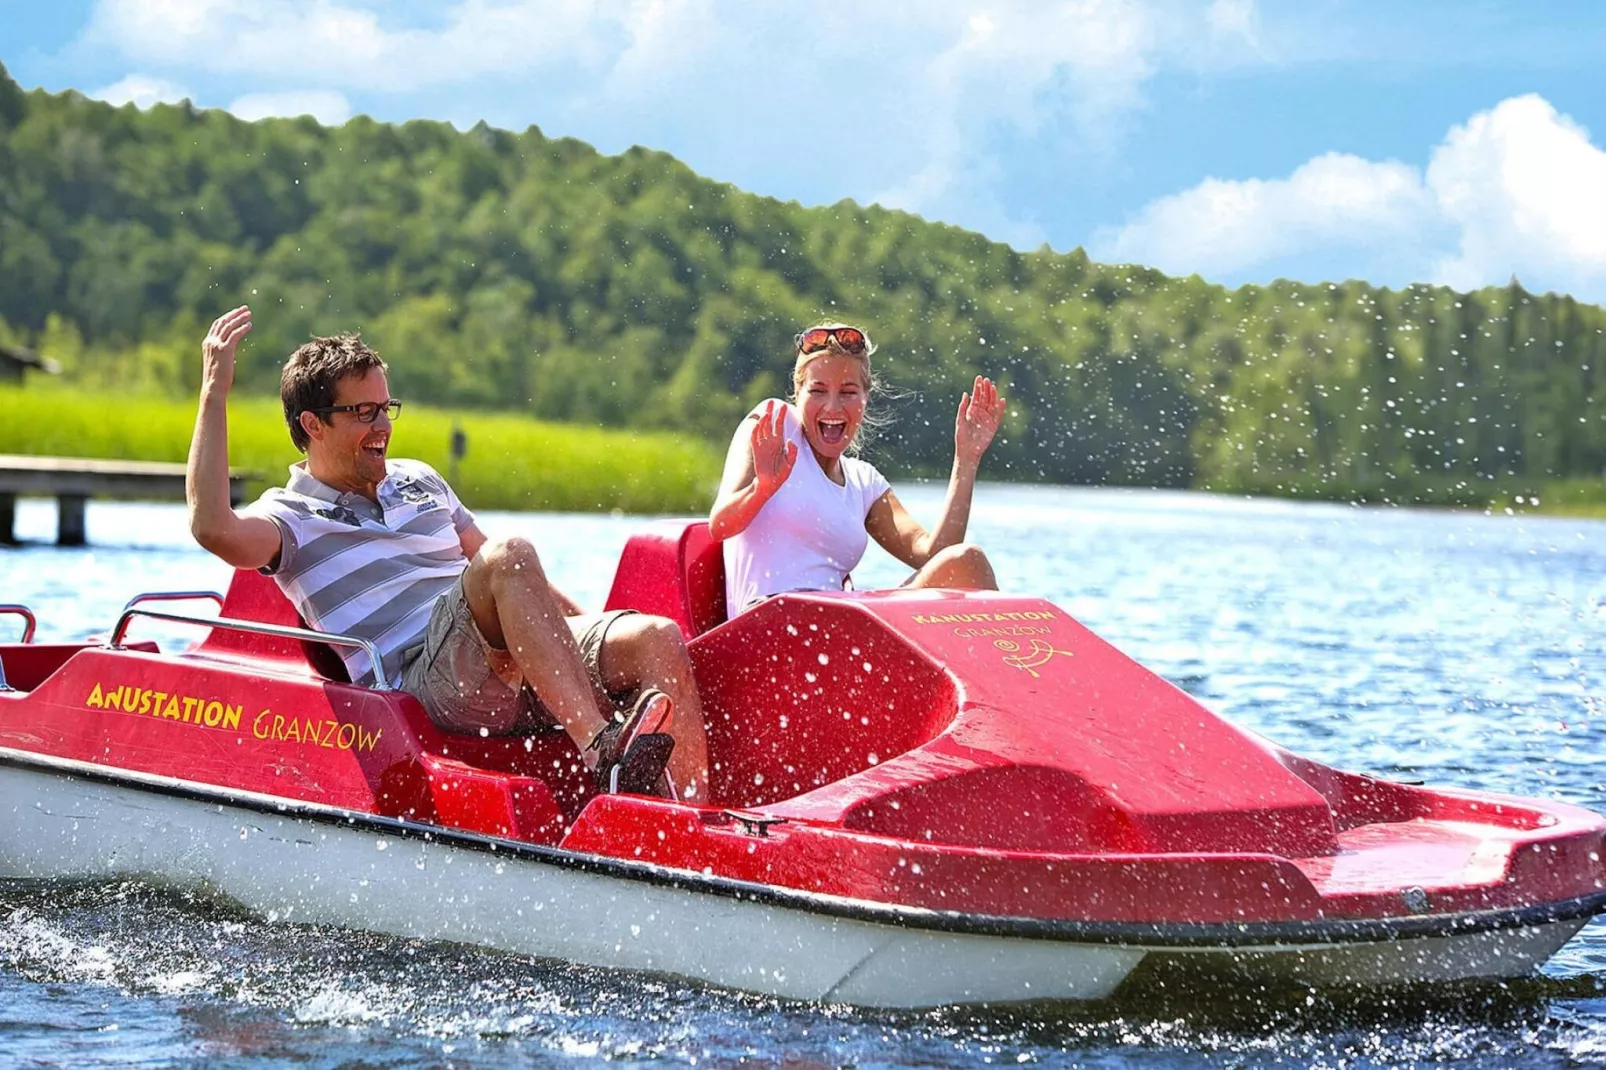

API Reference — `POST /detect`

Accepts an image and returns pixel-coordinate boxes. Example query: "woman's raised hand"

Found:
[955,375,1006,468]
[750,400,799,494]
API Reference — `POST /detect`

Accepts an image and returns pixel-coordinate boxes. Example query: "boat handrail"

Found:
[108,607,393,691]
[0,605,37,645]
[122,590,225,613]
[0,604,36,692]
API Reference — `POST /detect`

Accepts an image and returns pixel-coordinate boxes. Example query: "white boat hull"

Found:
[0,756,1592,1008]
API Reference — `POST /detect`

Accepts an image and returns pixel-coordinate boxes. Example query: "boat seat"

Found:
[197,569,352,682]
[1,642,157,693]
[200,569,580,749]
[0,606,157,693]
[603,521,727,638]
[185,569,590,836]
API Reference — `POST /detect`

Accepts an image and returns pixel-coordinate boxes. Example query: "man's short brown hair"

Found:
[280,334,387,452]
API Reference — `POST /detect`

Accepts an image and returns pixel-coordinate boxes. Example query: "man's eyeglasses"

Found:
[305,400,403,423]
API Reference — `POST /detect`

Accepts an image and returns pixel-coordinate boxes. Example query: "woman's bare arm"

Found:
[707,401,797,541]
[864,376,1006,566]
[863,489,932,568]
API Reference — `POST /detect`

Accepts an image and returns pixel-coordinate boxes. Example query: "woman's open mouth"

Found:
[817,420,847,445]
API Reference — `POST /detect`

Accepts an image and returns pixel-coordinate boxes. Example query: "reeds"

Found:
[0,384,720,514]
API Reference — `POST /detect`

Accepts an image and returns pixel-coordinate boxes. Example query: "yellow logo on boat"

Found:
[251,709,381,752]
[83,682,382,752]
[85,682,243,730]
[911,611,1056,625]
[994,638,1074,678]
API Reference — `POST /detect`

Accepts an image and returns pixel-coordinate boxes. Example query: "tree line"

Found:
[2,64,1602,505]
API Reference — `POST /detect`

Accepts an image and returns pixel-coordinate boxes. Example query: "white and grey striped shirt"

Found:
[252,460,475,687]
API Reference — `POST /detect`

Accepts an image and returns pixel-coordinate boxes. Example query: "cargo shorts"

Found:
[400,578,636,735]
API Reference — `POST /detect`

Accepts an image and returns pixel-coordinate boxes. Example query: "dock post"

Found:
[0,493,13,545]
[57,494,87,547]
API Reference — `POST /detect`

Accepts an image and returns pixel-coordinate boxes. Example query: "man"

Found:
[184,306,709,800]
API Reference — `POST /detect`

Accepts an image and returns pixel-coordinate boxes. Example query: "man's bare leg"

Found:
[460,537,609,753]
[596,615,712,802]
[903,542,998,591]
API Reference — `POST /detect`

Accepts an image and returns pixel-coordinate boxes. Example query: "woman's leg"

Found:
[901,542,998,590]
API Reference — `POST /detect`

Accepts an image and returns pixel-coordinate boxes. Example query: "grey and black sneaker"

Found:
[585,688,676,797]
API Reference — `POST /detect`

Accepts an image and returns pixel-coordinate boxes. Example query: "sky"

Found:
[4,0,1606,302]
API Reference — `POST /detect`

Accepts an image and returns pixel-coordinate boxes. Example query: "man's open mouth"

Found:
[818,420,847,445]
[361,439,388,459]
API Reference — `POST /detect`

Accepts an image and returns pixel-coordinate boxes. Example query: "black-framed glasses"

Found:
[305,399,403,423]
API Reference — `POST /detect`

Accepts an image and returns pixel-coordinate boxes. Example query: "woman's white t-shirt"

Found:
[723,402,892,612]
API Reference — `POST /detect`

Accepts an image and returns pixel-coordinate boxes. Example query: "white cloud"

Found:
[90,73,192,109]
[1093,152,1434,276]
[1092,94,1606,301]
[861,1,1157,246]
[1206,0,1256,43]
[1427,95,1606,294]
[74,0,1269,248]
[83,0,635,91]
[228,90,352,125]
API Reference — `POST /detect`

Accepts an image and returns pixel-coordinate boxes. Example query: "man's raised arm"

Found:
[186,306,281,570]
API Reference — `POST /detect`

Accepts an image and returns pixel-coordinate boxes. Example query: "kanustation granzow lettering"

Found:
[83,682,382,752]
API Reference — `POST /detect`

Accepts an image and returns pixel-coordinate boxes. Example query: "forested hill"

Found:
[2,64,1603,504]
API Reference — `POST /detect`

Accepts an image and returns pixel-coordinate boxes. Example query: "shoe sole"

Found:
[610,732,676,795]
[605,689,676,796]
[619,689,673,750]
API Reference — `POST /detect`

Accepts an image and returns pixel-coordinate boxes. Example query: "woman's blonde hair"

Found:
[790,322,877,400]
[790,322,893,453]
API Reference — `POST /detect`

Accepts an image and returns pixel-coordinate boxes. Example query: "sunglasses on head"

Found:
[796,327,867,356]
[305,399,403,424]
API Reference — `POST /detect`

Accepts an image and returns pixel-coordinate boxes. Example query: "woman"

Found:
[709,322,1005,612]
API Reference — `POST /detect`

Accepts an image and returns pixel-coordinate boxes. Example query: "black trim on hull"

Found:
[2,747,1604,951]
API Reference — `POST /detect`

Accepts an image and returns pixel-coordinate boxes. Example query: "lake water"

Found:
[1,484,1603,1068]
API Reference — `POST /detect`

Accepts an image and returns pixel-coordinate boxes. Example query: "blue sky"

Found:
[5,1,1606,301]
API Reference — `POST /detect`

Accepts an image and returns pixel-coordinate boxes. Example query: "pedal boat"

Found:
[1,521,1602,1008]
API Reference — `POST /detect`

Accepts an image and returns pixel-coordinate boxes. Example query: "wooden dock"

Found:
[0,455,252,546]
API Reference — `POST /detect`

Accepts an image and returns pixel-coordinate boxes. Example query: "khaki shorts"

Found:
[400,579,636,735]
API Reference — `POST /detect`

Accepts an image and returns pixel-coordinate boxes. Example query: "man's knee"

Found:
[642,615,688,654]
[616,615,688,660]
[602,615,688,686]
[479,536,546,579]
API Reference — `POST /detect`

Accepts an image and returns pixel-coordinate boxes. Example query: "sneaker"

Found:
[585,688,676,796]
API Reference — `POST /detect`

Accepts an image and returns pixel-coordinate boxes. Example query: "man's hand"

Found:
[202,306,252,395]
[750,400,799,495]
[954,375,1006,469]
[188,304,279,570]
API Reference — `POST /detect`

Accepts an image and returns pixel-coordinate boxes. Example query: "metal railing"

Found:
[0,605,37,691]
[109,606,392,691]
[0,605,36,645]
[122,590,225,613]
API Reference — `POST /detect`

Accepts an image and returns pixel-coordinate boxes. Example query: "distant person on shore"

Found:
[184,306,709,800]
[709,322,1005,612]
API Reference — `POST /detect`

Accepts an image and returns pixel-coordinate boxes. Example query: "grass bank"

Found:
[0,385,721,514]
[1203,469,1606,519]
[1512,478,1606,519]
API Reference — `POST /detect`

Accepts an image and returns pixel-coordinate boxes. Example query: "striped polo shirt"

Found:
[251,460,476,687]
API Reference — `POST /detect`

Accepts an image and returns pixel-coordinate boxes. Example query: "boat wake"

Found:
[2,879,1603,1068]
